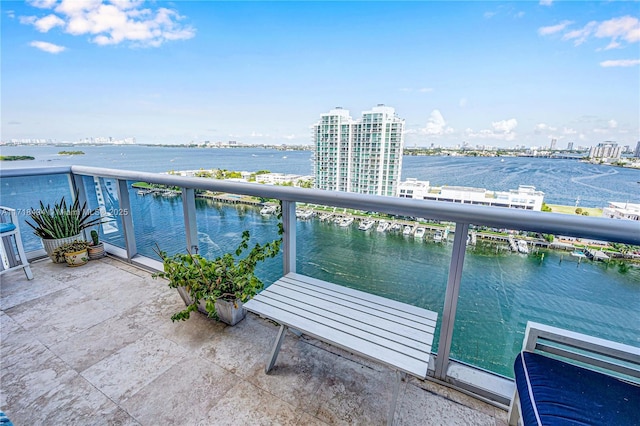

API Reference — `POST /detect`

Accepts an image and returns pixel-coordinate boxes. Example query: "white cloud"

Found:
[563,128,577,135]
[459,98,468,108]
[543,15,639,50]
[484,11,496,19]
[418,87,433,93]
[29,40,66,53]
[563,21,597,46]
[596,16,640,43]
[515,11,525,19]
[33,14,65,32]
[539,0,553,6]
[608,119,618,129]
[492,118,518,133]
[600,59,640,67]
[535,123,557,134]
[538,20,573,36]
[20,0,195,48]
[423,110,454,135]
[27,0,58,9]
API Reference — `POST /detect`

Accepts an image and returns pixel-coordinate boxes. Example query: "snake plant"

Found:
[26,193,107,239]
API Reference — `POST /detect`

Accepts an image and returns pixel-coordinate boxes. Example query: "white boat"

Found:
[414,227,426,239]
[571,250,587,258]
[390,222,402,232]
[296,210,314,220]
[260,205,276,215]
[403,225,413,236]
[433,231,443,242]
[318,212,333,221]
[517,240,529,254]
[376,220,390,232]
[339,217,354,227]
[358,220,375,231]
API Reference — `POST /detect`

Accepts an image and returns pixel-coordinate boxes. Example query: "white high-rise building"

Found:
[313,105,404,196]
[589,142,621,159]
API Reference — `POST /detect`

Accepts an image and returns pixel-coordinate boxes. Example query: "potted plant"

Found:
[52,240,90,267]
[154,230,281,325]
[88,230,106,259]
[26,193,107,263]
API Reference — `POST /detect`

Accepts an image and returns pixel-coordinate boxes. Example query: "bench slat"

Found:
[262,284,434,347]
[274,278,437,333]
[245,297,430,378]
[286,272,438,323]
[253,290,432,359]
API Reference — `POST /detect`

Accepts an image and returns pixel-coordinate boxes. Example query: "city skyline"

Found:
[2,0,639,147]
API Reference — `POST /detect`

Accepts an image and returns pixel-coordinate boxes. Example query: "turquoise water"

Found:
[2,145,639,377]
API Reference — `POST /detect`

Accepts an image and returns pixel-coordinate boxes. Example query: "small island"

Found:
[58,150,85,155]
[0,155,35,161]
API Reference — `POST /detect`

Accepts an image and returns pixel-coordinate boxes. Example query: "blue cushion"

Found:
[0,223,16,233]
[514,351,640,425]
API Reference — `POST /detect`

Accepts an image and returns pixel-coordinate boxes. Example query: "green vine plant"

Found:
[154,212,283,322]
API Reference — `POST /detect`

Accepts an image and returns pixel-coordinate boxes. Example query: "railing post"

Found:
[115,179,137,261]
[434,222,469,380]
[181,188,199,254]
[281,200,296,275]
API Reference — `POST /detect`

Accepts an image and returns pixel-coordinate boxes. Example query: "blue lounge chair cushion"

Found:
[0,223,16,233]
[514,351,640,425]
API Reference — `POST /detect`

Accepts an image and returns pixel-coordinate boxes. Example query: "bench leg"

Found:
[508,388,520,426]
[387,370,406,426]
[266,324,288,374]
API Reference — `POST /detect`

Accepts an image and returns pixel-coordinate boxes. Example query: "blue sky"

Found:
[2,1,639,147]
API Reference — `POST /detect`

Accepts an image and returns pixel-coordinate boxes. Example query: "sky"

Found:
[1,0,639,148]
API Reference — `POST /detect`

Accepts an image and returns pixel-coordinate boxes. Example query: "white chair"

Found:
[0,206,34,280]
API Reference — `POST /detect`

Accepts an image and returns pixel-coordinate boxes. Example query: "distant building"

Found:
[602,202,640,221]
[255,173,313,186]
[567,142,574,151]
[589,142,621,159]
[635,141,640,158]
[313,105,404,196]
[550,139,557,150]
[397,179,545,211]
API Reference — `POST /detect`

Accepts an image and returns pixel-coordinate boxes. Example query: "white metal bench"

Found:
[244,272,438,425]
[0,207,33,280]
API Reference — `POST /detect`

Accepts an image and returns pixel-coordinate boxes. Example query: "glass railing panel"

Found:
[1,174,74,251]
[193,194,283,286]
[450,226,640,378]
[294,203,453,352]
[79,175,125,249]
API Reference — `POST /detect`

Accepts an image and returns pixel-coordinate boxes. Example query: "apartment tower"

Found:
[313,105,405,196]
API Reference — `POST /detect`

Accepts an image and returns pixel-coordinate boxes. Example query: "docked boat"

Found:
[403,225,413,236]
[517,240,529,254]
[296,210,314,220]
[414,227,426,239]
[433,231,443,242]
[376,220,390,232]
[570,250,587,258]
[358,219,375,231]
[260,205,276,215]
[319,212,333,221]
[390,222,402,232]
[339,217,354,227]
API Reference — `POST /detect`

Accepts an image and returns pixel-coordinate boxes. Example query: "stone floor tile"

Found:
[396,383,496,426]
[49,315,150,372]
[201,380,300,426]
[121,354,237,425]
[244,332,332,410]
[0,260,71,310]
[81,331,188,403]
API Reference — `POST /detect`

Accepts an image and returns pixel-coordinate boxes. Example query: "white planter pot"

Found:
[42,234,82,263]
[214,299,247,326]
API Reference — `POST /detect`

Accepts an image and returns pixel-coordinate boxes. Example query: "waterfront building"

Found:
[589,142,621,160]
[602,202,640,221]
[567,142,574,151]
[255,173,313,187]
[634,141,640,158]
[313,105,404,196]
[397,178,545,210]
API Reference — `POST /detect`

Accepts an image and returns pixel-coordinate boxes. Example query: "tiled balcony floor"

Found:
[1,257,508,425]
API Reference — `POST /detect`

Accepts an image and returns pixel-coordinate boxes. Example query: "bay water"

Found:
[1,145,638,377]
